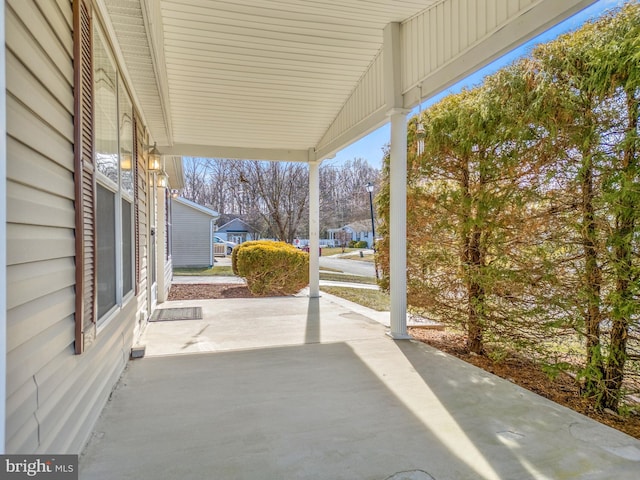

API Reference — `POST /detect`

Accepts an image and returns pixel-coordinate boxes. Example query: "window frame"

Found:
[93,19,135,329]
[74,0,144,351]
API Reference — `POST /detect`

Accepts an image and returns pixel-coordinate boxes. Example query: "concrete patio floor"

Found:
[79,293,640,479]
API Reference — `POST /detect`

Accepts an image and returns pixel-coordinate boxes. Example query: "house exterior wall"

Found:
[0,0,6,453]
[4,0,159,454]
[133,127,149,340]
[171,200,214,268]
[327,226,372,247]
[216,218,254,244]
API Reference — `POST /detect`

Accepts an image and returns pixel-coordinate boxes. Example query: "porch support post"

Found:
[383,22,411,339]
[308,156,320,298]
[388,110,411,339]
[156,185,168,303]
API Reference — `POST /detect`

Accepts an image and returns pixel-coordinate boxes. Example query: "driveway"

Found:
[79,293,640,479]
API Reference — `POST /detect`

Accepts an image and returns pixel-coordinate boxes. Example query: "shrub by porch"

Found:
[234,241,309,296]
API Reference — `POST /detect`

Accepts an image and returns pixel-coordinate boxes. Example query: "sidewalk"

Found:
[80,294,640,479]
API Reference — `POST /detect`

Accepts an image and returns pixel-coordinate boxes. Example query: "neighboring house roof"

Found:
[344,220,373,232]
[217,217,253,232]
[173,197,220,218]
[329,220,377,233]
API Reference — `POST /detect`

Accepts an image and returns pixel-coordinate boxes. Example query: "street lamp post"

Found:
[366,182,379,279]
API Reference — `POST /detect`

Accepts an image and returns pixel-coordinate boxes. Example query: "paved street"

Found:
[319,252,377,277]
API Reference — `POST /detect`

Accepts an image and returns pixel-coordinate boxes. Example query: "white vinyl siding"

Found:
[4,0,148,454]
[316,51,385,155]
[5,0,76,452]
[171,200,215,268]
[400,0,537,92]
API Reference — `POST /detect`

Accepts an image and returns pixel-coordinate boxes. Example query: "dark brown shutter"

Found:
[133,112,146,295]
[73,0,96,354]
[133,113,140,295]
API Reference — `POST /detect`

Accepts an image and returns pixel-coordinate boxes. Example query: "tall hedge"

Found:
[376,2,640,412]
[234,241,309,296]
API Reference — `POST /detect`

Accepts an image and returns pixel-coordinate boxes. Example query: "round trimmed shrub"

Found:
[231,240,275,275]
[234,241,309,296]
[355,240,368,248]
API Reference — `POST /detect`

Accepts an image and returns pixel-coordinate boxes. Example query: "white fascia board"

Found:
[314,107,388,162]
[165,156,185,190]
[402,0,599,108]
[174,197,220,218]
[140,0,173,144]
[159,144,310,163]
[94,0,153,140]
[315,0,597,162]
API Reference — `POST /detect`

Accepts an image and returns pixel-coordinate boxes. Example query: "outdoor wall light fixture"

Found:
[157,171,169,188]
[147,142,161,171]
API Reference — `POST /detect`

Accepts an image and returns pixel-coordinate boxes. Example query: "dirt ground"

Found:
[168,283,252,300]
[168,283,640,440]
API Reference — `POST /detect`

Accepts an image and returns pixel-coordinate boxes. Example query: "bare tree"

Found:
[240,161,309,243]
[319,158,381,232]
[182,157,209,205]
[181,156,381,241]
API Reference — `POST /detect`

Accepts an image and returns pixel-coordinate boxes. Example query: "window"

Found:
[122,198,133,295]
[97,184,116,317]
[74,0,141,352]
[94,26,118,184]
[93,22,134,320]
[119,77,134,296]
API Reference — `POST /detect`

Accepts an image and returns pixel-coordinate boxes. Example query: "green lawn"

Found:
[320,286,390,311]
[319,272,377,285]
[173,266,235,276]
[344,253,376,263]
[320,247,360,256]
[173,266,378,284]
[319,266,343,273]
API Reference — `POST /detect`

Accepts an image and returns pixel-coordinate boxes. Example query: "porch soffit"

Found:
[106,0,597,163]
[103,0,171,146]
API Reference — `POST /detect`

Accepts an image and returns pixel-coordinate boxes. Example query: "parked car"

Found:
[214,236,236,255]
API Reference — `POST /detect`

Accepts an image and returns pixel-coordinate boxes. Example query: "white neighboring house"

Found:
[171,198,220,267]
[327,220,376,248]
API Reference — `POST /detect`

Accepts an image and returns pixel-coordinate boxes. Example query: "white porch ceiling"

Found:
[103,0,597,163]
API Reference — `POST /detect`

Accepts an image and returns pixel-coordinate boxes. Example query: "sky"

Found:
[326,0,626,170]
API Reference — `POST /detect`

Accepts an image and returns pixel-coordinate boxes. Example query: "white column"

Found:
[156,185,167,302]
[388,110,411,339]
[308,160,320,298]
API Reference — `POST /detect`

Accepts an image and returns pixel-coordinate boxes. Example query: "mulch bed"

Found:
[168,283,253,301]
